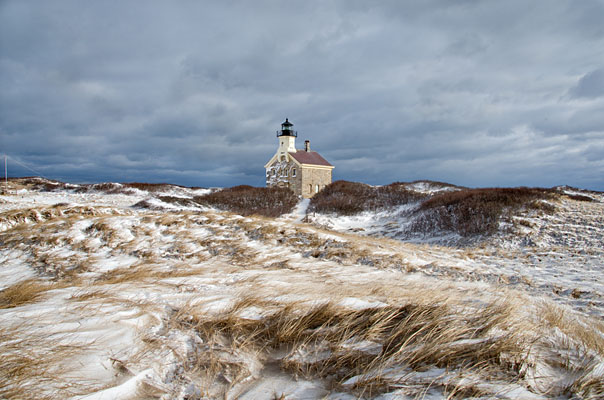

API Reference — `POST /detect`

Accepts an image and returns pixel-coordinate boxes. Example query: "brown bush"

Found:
[193,185,298,217]
[411,187,556,237]
[564,194,594,202]
[17,178,71,192]
[74,182,123,194]
[308,181,427,215]
[157,196,199,207]
[408,179,465,190]
[122,182,187,192]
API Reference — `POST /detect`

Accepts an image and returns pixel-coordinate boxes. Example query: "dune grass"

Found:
[0,324,95,399]
[126,292,604,399]
[0,279,53,309]
[3,182,603,398]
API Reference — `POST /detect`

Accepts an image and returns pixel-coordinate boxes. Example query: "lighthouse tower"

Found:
[277,118,297,157]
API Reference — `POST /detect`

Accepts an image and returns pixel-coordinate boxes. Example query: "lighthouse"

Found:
[277,118,297,156]
[265,118,334,198]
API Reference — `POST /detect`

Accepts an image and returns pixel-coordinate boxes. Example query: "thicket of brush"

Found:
[14,177,72,192]
[308,181,428,215]
[193,185,298,217]
[75,182,196,194]
[309,181,559,238]
[132,196,201,210]
[410,187,556,237]
[11,177,200,195]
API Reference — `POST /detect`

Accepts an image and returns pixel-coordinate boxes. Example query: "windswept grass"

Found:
[0,279,53,309]
[0,325,94,399]
[3,178,603,398]
[131,293,604,399]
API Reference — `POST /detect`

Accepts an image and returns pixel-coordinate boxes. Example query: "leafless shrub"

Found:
[193,185,298,217]
[408,179,465,190]
[74,182,123,194]
[74,181,201,195]
[308,181,428,216]
[124,182,179,192]
[410,187,557,237]
[157,196,199,207]
[131,199,155,209]
[564,193,594,202]
[15,177,71,192]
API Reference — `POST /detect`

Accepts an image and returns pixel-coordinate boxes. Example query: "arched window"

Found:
[292,168,296,177]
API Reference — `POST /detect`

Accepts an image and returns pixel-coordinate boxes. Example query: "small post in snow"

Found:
[3,155,7,194]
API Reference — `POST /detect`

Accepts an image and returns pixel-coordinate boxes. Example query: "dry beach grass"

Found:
[1,178,603,399]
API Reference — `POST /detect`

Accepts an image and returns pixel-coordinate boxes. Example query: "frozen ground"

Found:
[307,186,604,319]
[1,179,603,399]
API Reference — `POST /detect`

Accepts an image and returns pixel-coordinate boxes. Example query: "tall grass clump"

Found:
[0,325,93,399]
[308,181,427,215]
[411,187,556,236]
[159,295,603,399]
[193,185,298,217]
[0,279,51,309]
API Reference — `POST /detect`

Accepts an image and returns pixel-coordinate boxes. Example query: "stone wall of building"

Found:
[300,166,332,198]
[266,161,332,198]
[266,161,302,196]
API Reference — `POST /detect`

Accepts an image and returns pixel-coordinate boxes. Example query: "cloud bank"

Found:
[1,0,603,190]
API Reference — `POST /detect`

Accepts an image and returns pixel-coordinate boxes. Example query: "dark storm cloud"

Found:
[1,0,603,190]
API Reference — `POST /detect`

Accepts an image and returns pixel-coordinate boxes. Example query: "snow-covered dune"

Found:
[1,179,603,399]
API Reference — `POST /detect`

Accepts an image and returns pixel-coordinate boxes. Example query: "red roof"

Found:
[289,151,333,167]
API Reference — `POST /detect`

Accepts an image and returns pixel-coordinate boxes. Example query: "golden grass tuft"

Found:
[0,325,97,399]
[132,292,604,399]
[0,279,53,309]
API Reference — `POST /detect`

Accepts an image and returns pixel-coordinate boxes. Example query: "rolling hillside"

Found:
[1,178,603,399]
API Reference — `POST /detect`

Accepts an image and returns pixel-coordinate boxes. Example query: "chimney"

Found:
[304,140,310,152]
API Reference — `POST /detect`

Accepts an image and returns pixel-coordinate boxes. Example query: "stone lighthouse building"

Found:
[265,118,334,198]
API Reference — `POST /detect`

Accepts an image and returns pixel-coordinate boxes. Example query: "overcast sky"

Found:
[1,1,604,190]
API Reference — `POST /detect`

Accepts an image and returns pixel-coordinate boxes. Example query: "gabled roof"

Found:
[289,150,333,167]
